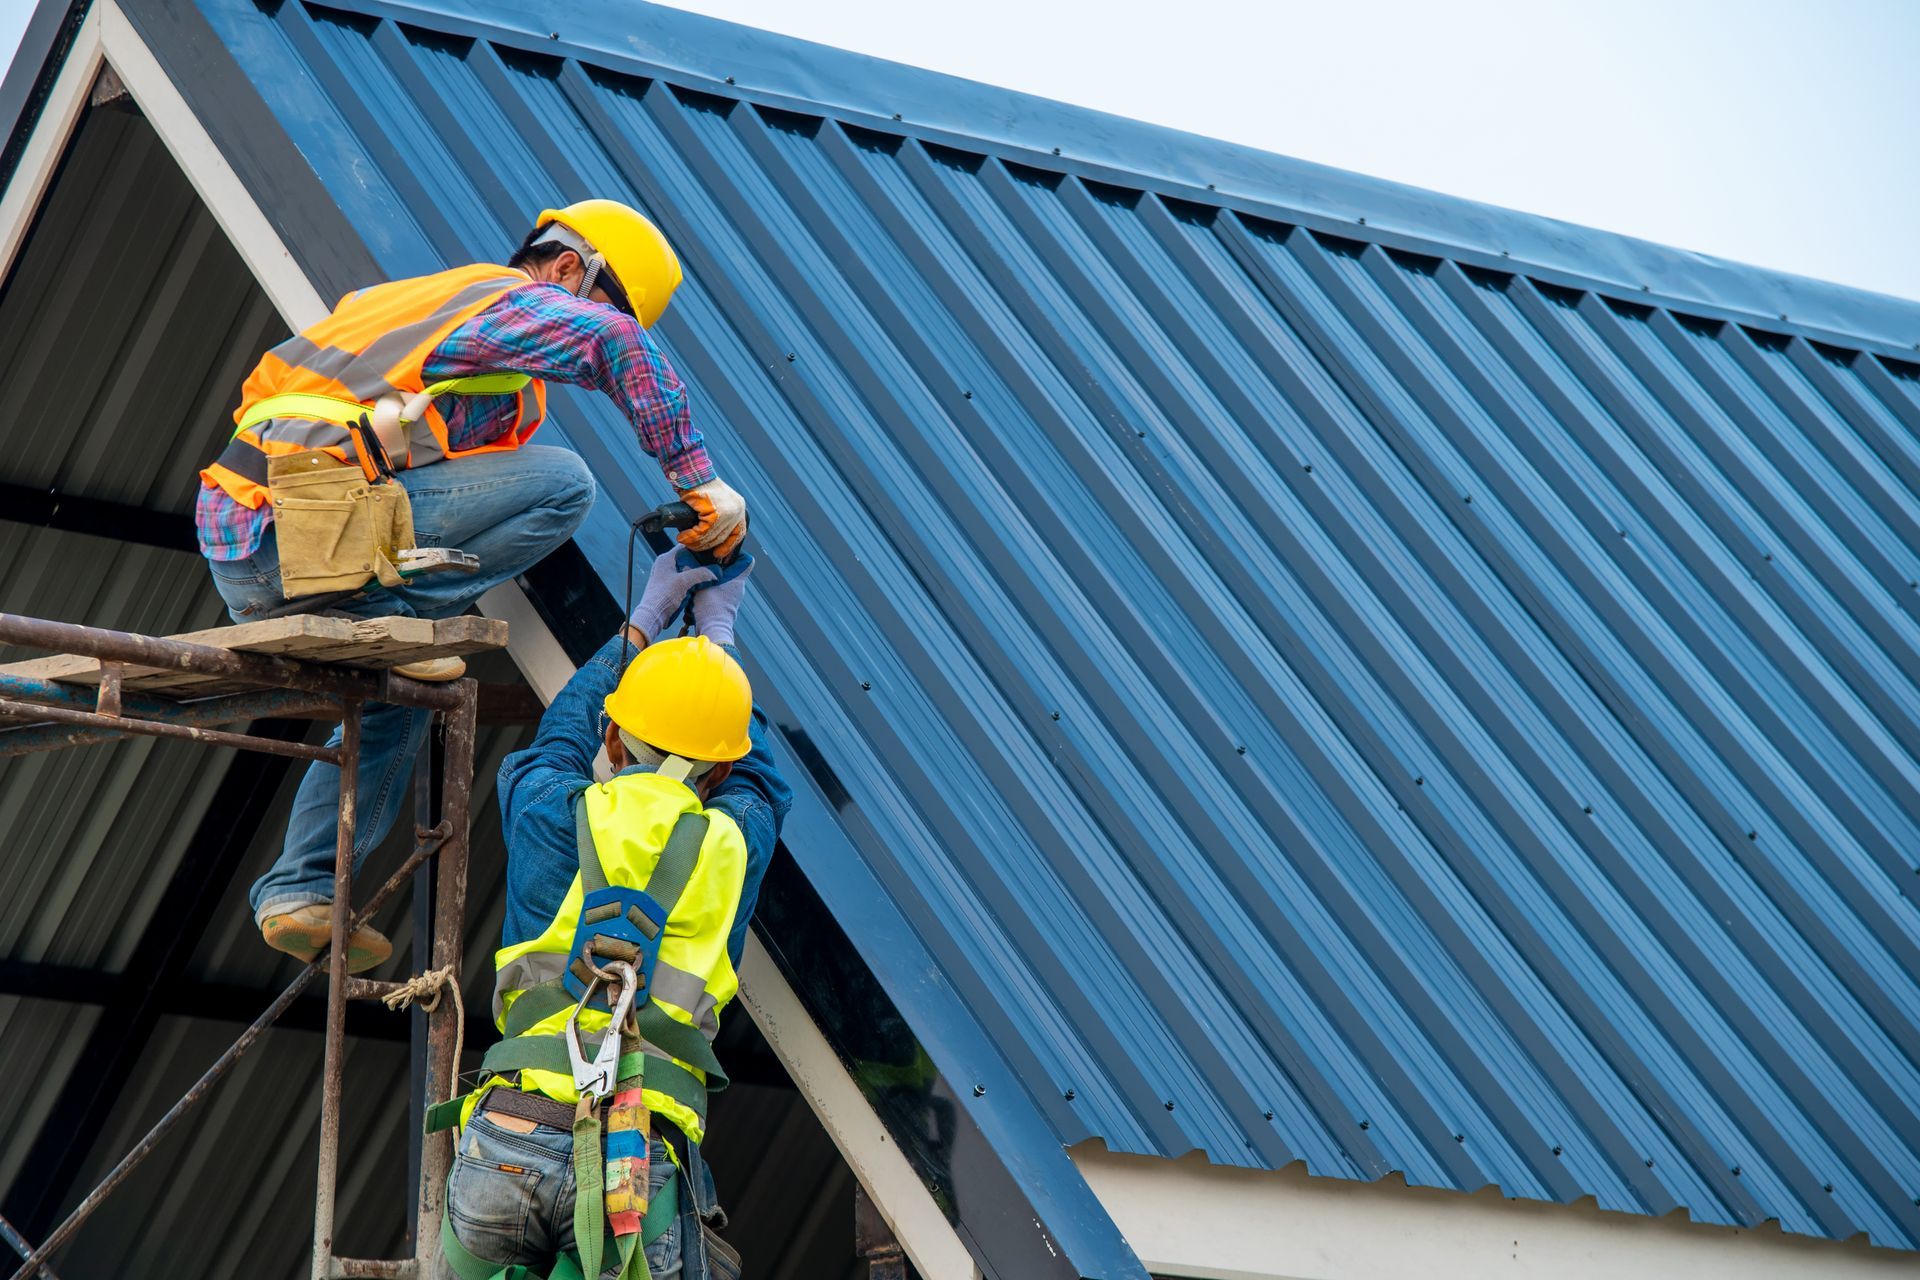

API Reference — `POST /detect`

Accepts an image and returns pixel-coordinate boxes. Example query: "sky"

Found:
[2,0,1916,301]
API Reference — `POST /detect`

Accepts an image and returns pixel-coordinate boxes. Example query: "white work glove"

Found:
[677,478,747,557]
[690,553,754,647]
[627,548,718,640]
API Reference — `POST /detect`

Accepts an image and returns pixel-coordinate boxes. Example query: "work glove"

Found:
[627,547,718,640]
[676,478,748,559]
[690,552,754,647]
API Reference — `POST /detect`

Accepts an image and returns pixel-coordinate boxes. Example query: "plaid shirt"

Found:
[196,281,715,559]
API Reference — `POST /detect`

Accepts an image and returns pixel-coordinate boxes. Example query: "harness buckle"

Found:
[564,959,638,1102]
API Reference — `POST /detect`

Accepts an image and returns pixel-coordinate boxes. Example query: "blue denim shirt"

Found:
[496,633,792,969]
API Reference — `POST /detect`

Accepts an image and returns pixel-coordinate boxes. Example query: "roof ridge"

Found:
[320,0,1920,358]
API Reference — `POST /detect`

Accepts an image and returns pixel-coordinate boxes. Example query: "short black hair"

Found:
[508,225,569,271]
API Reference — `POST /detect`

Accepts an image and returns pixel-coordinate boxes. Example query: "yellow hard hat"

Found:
[604,636,753,762]
[536,198,683,328]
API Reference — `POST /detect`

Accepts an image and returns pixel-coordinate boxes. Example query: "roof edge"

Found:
[0,0,91,197]
[318,0,1920,358]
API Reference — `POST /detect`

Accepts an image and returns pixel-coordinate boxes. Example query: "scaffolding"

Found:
[0,611,485,1280]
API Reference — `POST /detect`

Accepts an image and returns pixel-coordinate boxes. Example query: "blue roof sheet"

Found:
[121,0,1920,1258]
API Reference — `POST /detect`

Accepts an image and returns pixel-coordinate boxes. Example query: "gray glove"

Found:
[627,548,717,640]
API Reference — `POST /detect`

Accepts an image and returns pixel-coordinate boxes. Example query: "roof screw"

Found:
[1263,1110,1274,1121]
[1463,495,1473,504]
[1646,1158,1655,1168]
[1453,1133,1464,1143]
[1064,1088,1076,1100]
[1207,183,1216,191]
[1824,1183,1834,1193]
[1414,776,1425,786]
[1779,314,1788,322]
[1501,249,1510,257]
[1357,216,1367,226]
[962,390,973,399]
[1136,429,1147,438]
[1747,830,1757,840]
[549,30,559,39]
[1732,1165,1742,1176]
[1051,710,1061,721]
[1165,1100,1176,1111]
[860,681,872,691]
[1763,552,1772,561]
[1583,805,1593,814]
[1358,1119,1371,1130]
[1053,147,1062,156]
[1552,1146,1563,1156]
[725,75,736,84]
[973,1084,986,1097]
[1302,463,1314,473]
[1236,745,1247,755]
[786,352,796,362]
[1641,284,1650,291]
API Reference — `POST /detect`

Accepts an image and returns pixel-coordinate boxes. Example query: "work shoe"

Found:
[391,656,466,681]
[260,905,392,974]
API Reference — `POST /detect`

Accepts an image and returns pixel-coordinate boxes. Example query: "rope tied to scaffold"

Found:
[382,964,465,1101]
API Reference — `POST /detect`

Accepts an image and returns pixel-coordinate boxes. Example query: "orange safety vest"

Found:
[201,264,550,508]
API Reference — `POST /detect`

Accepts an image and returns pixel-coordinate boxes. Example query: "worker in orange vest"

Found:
[194,199,748,972]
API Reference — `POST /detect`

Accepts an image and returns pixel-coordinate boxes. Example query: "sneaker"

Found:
[260,904,393,974]
[391,656,466,681]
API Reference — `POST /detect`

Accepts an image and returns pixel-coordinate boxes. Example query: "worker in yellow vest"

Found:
[192,199,751,973]
[431,545,788,1279]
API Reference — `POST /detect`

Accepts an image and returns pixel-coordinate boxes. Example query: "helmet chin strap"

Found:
[575,252,607,300]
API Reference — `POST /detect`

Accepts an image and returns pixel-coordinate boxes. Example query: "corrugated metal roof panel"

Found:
[74,0,1920,1256]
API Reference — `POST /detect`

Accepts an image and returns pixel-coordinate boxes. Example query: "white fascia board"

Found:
[1073,1145,1916,1280]
[0,5,101,284]
[99,11,975,1273]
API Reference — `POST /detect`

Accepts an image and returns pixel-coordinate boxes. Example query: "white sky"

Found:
[3,0,1916,301]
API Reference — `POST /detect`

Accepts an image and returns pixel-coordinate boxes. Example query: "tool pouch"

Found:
[267,449,415,598]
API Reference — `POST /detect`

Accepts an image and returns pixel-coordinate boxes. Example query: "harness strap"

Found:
[572,1097,607,1280]
[235,376,533,435]
[479,1037,712,1123]
[644,812,707,918]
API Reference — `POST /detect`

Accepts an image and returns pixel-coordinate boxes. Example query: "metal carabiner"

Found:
[564,958,639,1102]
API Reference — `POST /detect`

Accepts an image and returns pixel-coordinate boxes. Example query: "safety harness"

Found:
[430,793,728,1280]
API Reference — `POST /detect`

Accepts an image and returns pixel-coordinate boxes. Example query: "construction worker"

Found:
[193,199,749,973]
[432,545,788,1279]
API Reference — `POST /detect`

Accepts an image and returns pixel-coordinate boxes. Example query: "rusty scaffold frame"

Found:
[0,612,479,1280]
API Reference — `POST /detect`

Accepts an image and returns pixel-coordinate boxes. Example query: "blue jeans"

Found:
[440,1118,683,1279]
[208,447,596,921]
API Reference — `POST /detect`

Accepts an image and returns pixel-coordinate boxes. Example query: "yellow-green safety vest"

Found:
[466,770,748,1142]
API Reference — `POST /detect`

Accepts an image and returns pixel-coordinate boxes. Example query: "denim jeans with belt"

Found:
[206,447,597,922]
[439,1115,684,1279]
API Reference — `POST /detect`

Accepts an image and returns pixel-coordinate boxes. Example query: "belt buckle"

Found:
[564,957,638,1102]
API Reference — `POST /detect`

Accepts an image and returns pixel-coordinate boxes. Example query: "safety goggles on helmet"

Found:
[531,222,636,319]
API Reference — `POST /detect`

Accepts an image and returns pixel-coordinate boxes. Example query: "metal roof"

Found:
[105,0,1920,1259]
[16,0,1920,1268]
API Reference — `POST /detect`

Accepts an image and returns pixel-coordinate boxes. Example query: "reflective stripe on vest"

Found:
[200,265,550,508]
[486,771,748,1143]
